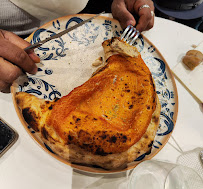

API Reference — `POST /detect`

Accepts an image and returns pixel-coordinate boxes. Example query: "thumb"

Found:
[111,1,136,29]
[0,30,40,63]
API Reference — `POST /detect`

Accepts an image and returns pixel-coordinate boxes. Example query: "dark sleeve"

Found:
[79,0,113,14]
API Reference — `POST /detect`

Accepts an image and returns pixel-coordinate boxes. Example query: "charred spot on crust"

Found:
[144,134,148,139]
[129,105,134,109]
[152,82,155,89]
[40,104,45,109]
[82,143,93,149]
[41,127,57,143]
[16,98,20,105]
[109,136,117,143]
[92,164,104,169]
[22,108,39,132]
[109,37,115,45]
[100,134,107,139]
[152,116,159,124]
[98,131,107,140]
[68,135,73,141]
[125,89,130,92]
[95,146,109,156]
[122,135,127,143]
[48,105,53,110]
[72,115,81,123]
[76,118,81,122]
[41,127,49,140]
[106,38,114,47]
[78,130,92,143]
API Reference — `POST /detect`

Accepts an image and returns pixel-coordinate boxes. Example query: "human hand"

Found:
[111,0,155,32]
[0,30,40,92]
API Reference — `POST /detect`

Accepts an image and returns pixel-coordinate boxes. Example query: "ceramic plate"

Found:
[11,14,178,173]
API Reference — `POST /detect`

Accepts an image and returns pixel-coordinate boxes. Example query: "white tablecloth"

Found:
[0,16,203,189]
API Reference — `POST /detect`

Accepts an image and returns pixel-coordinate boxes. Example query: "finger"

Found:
[0,30,31,49]
[0,80,10,92]
[0,37,38,74]
[28,52,41,63]
[136,10,151,32]
[111,0,136,29]
[0,57,22,84]
[133,0,155,32]
[145,14,154,31]
[134,0,155,13]
[0,30,40,63]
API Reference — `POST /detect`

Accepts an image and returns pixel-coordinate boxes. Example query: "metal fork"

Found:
[120,25,140,45]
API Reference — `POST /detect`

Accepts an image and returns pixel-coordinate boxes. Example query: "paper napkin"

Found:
[172,42,203,103]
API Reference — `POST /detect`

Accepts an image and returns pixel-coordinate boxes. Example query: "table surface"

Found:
[0,16,203,189]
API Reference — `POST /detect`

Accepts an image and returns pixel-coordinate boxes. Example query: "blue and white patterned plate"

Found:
[12,14,178,173]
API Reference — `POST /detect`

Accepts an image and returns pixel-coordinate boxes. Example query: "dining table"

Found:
[0,14,203,189]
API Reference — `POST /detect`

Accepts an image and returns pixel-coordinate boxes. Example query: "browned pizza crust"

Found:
[15,37,161,170]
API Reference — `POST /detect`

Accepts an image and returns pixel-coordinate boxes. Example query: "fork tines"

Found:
[120,25,140,45]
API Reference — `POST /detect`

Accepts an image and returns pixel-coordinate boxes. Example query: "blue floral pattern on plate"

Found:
[14,15,178,171]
